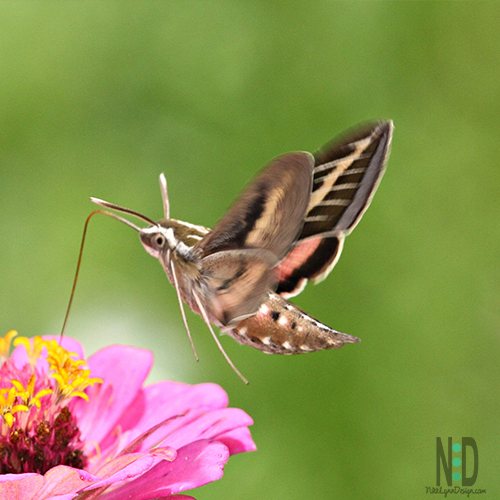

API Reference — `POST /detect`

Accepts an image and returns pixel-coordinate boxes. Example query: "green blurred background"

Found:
[1,2,498,498]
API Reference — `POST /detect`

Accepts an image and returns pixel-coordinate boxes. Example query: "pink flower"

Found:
[0,332,256,499]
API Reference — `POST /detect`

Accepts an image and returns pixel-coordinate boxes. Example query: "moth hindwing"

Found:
[90,120,393,375]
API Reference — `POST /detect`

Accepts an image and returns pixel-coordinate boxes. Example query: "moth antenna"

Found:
[168,252,199,362]
[60,209,140,340]
[90,197,158,227]
[159,173,170,219]
[192,291,249,385]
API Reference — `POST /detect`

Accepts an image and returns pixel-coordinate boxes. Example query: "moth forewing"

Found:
[196,151,314,261]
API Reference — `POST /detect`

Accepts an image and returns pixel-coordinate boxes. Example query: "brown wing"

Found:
[196,151,314,262]
[277,121,393,297]
[200,249,278,326]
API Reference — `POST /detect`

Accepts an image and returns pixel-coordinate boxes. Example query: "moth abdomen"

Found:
[226,292,359,355]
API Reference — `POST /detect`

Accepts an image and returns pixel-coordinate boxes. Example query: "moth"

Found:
[89,121,393,382]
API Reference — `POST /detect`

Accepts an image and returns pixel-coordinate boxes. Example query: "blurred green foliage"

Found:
[1,2,499,499]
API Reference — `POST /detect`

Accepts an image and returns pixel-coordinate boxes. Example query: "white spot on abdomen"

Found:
[278,315,288,326]
[260,304,270,315]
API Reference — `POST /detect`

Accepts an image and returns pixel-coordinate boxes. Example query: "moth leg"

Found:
[169,252,199,362]
[193,290,249,385]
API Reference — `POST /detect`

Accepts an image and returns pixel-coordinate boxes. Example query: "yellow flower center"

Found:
[13,335,102,407]
[0,331,102,474]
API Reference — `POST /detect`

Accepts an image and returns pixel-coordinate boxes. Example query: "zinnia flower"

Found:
[0,331,256,499]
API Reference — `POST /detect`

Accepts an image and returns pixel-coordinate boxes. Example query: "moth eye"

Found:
[155,234,165,247]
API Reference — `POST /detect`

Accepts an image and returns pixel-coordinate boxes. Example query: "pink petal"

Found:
[216,426,257,455]
[0,473,39,483]
[72,345,153,446]
[36,466,98,499]
[99,440,229,500]
[0,474,43,500]
[143,408,254,453]
[10,343,30,369]
[46,495,78,500]
[118,416,180,457]
[107,382,229,451]
[0,467,99,500]
[148,497,195,500]
[82,455,157,493]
